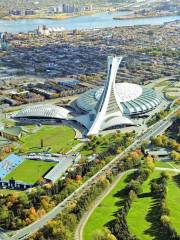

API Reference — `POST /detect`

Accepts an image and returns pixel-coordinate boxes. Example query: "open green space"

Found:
[4,159,56,184]
[126,171,160,240]
[154,80,171,88]
[84,170,177,240]
[155,161,173,168]
[83,171,133,240]
[167,175,180,235]
[20,125,78,153]
[170,162,180,169]
[155,161,180,170]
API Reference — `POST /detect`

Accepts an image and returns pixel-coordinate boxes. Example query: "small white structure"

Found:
[37,25,65,35]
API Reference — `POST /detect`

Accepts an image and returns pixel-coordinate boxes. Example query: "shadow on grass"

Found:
[124,171,137,183]
[138,192,152,198]
[105,218,117,230]
[173,174,180,188]
[104,175,134,229]
[145,197,167,240]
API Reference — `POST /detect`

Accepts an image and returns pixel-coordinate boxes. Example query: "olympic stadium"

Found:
[13,56,163,135]
[74,56,163,135]
[75,82,162,116]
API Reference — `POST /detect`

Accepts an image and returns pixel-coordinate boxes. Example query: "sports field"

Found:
[4,160,56,184]
[20,125,78,153]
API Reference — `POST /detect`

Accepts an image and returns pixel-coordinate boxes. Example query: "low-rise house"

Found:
[0,126,22,141]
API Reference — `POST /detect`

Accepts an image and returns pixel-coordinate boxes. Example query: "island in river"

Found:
[113,11,179,20]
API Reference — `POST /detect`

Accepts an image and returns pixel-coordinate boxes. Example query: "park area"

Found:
[83,170,180,240]
[20,125,78,153]
[4,159,56,184]
[83,171,133,240]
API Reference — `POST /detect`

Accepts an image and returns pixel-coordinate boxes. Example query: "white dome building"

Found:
[14,104,70,123]
[74,56,162,135]
[76,82,161,116]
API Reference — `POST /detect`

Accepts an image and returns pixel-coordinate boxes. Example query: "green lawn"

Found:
[155,161,173,168]
[126,171,160,240]
[155,161,180,170]
[4,159,56,184]
[83,169,180,240]
[83,172,133,240]
[20,125,78,153]
[170,162,180,169]
[167,175,180,235]
[155,80,171,87]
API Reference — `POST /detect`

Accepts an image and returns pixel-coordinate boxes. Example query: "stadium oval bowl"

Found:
[76,82,162,115]
[14,104,70,120]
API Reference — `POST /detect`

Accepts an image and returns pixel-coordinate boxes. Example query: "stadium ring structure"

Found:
[75,82,162,116]
[14,104,70,122]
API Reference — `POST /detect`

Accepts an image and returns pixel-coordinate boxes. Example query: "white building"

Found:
[75,56,162,135]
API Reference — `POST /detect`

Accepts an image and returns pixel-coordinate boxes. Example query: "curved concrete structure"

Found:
[14,104,70,120]
[75,56,134,135]
[76,84,161,115]
[88,56,132,135]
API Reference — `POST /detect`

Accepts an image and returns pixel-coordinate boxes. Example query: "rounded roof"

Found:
[14,104,70,119]
[95,83,143,102]
[76,83,162,115]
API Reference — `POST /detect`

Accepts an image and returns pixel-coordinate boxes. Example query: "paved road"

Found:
[0,107,178,240]
[74,167,180,240]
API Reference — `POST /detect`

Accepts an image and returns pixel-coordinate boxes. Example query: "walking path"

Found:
[67,142,83,154]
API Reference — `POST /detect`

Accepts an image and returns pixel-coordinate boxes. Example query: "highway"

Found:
[0,106,179,240]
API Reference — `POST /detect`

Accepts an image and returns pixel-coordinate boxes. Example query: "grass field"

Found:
[83,172,133,240]
[4,160,56,184]
[154,80,171,88]
[84,170,179,240]
[126,171,160,240]
[20,125,78,153]
[167,175,180,235]
[155,161,180,169]
[155,161,173,168]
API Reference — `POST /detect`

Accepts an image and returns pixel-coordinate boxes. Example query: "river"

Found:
[0,11,180,33]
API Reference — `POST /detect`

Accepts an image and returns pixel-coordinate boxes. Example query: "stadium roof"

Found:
[14,104,70,120]
[44,155,76,182]
[76,83,162,115]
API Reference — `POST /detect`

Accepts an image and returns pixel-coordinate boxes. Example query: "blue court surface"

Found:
[0,154,24,179]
